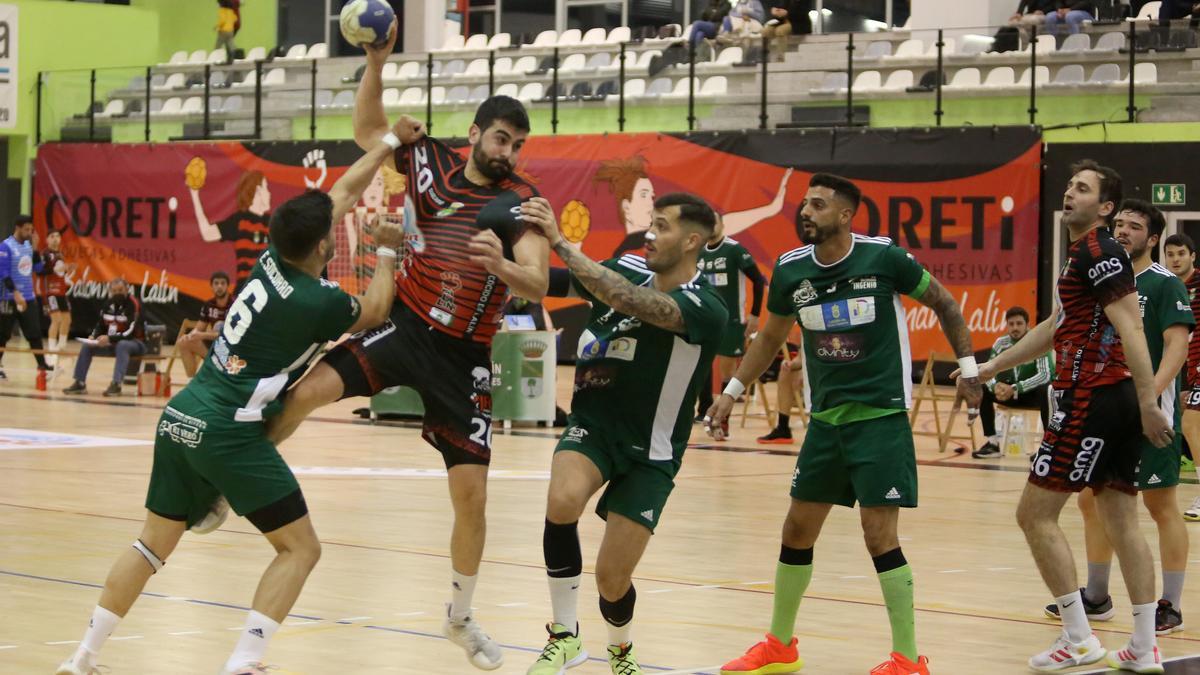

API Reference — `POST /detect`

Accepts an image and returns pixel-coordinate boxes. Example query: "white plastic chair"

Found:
[159,73,186,90]
[620,78,647,99]
[529,30,558,48]
[495,83,519,98]
[399,87,424,105]
[282,44,308,60]
[166,50,188,65]
[887,39,924,58]
[222,95,244,112]
[1060,34,1091,52]
[96,99,125,117]
[982,66,1016,88]
[1016,65,1051,86]
[1050,64,1085,85]
[557,29,582,46]
[439,35,466,51]
[861,42,892,58]
[232,70,257,88]
[811,71,849,94]
[852,70,883,91]
[180,96,204,114]
[945,67,981,89]
[488,33,512,49]
[512,55,538,74]
[430,86,447,104]
[492,57,513,75]
[206,49,228,64]
[331,90,355,107]
[1093,32,1125,51]
[607,27,632,44]
[700,75,728,96]
[1133,62,1158,84]
[307,43,328,59]
[237,46,266,63]
[559,53,587,73]
[263,69,286,86]
[1034,34,1057,53]
[446,85,471,103]
[460,58,489,77]
[517,82,544,101]
[160,97,183,114]
[714,46,744,66]
[882,70,914,90]
[187,49,207,64]
[582,28,607,45]
[382,88,400,106]
[1088,63,1121,84]
[464,34,488,50]
[1135,1,1162,21]
[397,61,421,79]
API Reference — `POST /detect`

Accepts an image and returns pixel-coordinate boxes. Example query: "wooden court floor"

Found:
[3,356,1200,674]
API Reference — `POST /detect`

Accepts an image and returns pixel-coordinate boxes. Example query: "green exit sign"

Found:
[1152,183,1186,206]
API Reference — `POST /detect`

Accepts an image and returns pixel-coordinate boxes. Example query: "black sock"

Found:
[543,519,582,577]
[777,413,790,432]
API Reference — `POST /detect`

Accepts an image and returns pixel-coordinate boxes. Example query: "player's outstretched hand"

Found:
[364,18,398,65]
[955,376,983,424]
[704,394,735,441]
[951,359,997,384]
[391,115,425,145]
[520,197,562,246]
[1141,403,1174,448]
[371,213,406,251]
[468,230,506,275]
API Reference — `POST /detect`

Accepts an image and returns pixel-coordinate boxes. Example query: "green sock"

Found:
[878,565,917,661]
[768,561,812,643]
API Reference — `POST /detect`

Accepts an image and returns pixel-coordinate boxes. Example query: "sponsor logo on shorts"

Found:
[1069,437,1104,482]
[564,426,589,442]
[885,487,902,500]
[791,466,800,488]
[605,337,637,361]
[1148,473,1162,485]
[223,355,248,375]
[574,365,615,392]
[640,509,655,522]
[814,334,864,362]
[1087,257,1126,285]
[158,420,204,448]
[471,366,492,393]
[852,276,878,290]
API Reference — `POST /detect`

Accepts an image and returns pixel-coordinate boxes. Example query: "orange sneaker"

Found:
[720,633,804,674]
[870,652,930,675]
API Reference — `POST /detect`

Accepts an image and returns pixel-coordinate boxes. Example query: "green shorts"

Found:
[717,323,746,358]
[554,418,677,532]
[790,412,918,508]
[144,391,303,532]
[1137,438,1181,490]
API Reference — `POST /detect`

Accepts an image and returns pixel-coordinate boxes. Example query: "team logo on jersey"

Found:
[564,426,589,442]
[223,355,248,375]
[1138,294,1148,317]
[1178,300,1189,312]
[792,280,818,306]
[471,366,492,393]
[436,201,465,218]
[17,255,32,276]
[851,276,878,290]
[714,258,727,270]
[814,334,864,362]
[605,337,637,361]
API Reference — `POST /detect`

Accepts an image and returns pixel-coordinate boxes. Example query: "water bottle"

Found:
[1006,414,1024,456]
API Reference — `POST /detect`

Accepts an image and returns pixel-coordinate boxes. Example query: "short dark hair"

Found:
[473,95,530,134]
[654,192,716,235]
[1117,198,1165,240]
[14,215,32,228]
[269,190,333,261]
[1165,233,1196,255]
[1069,159,1123,223]
[809,173,862,213]
[210,271,230,283]
[1005,306,1030,322]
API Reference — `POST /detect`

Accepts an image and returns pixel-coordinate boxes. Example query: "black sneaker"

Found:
[1043,587,1116,621]
[1156,598,1184,635]
[972,442,1001,459]
[39,364,53,372]
[62,381,86,395]
[0,368,6,380]
[102,382,122,397]
[757,427,794,445]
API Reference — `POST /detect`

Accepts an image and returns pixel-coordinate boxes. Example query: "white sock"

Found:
[450,570,477,621]
[606,619,632,647]
[73,606,120,665]
[548,574,581,634]
[988,434,1002,445]
[1057,590,1091,643]
[223,610,279,671]
[1130,602,1157,654]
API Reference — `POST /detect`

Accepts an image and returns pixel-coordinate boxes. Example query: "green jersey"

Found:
[1135,262,1194,418]
[766,234,931,425]
[184,247,362,423]
[569,253,728,464]
[697,237,757,325]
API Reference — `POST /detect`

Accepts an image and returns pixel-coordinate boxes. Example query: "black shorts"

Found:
[44,295,70,313]
[323,303,493,468]
[1029,380,1142,495]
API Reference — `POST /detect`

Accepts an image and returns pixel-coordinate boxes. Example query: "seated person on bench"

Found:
[973,306,1053,458]
[178,271,231,377]
[64,277,146,397]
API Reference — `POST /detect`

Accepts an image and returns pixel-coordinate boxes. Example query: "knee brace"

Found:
[132,539,165,573]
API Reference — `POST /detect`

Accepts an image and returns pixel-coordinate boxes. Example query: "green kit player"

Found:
[55,119,415,675]
[520,193,727,675]
[1043,199,1193,637]
[707,173,981,675]
[695,215,767,424]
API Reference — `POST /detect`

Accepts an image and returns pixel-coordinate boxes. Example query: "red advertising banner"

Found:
[34,128,1040,359]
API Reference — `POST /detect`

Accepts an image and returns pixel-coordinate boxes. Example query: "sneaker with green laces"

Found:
[607,642,643,675]
[527,623,587,675]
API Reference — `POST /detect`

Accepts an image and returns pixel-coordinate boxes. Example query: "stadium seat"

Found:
[95,99,125,117]
[464,34,488,50]
[945,67,981,89]
[468,84,490,102]
[860,41,893,58]
[281,44,308,60]
[559,53,587,73]
[517,82,544,101]
[208,95,224,111]
[811,71,849,94]
[568,81,593,100]
[237,46,266,63]
[644,77,674,97]
[438,34,466,52]
[263,68,286,86]
[582,28,607,45]
[1060,33,1091,52]
[982,66,1016,88]
[150,73,167,88]
[488,33,512,49]
[585,52,612,71]
[330,90,355,108]
[887,39,924,59]
[445,85,471,103]
[1034,34,1057,53]
[495,82,519,98]
[925,37,956,56]
[187,49,207,64]
[882,69,914,90]
[158,73,186,90]
[382,88,400,106]
[381,62,400,80]
[851,70,883,91]
[492,57,513,75]
[222,95,244,112]
[607,26,632,44]
[148,98,164,113]
[397,61,421,79]
[1093,32,1125,51]
[632,49,661,72]
[618,78,646,99]
[431,86,448,104]
[1016,65,1051,86]
[160,97,183,114]
[700,75,728,96]
[205,71,229,88]
[399,87,424,105]
[594,80,618,98]
[1133,61,1158,83]
[1133,1,1162,21]
[1088,63,1121,84]
[441,59,467,76]
[1049,64,1085,85]
[527,30,558,48]
[557,29,583,46]
[307,43,328,59]
[232,70,256,88]
[701,46,743,69]
[165,50,188,66]
[206,49,228,64]
[664,77,695,98]
[460,58,489,77]
[512,55,538,74]
[958,35,993,56]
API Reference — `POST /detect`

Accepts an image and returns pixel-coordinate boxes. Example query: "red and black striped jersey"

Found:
[199,297,230,327]
[1052,227,1136,390]
[38,249,69,296]
[1183,269,1200,387]
[393,137,537,343]
[216,211,271,286]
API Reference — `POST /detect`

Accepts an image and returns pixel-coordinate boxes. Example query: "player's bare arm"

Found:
[352,18,406,165]
[467,228,549,301]
[347,217,404,333]
[974,312,1056,382]
[1106,292,1173,447]
[915,275,982,416]
[706,310,793,439]
[1155,324,1189,396]
[330,121,409,222]
[522,197,684,332]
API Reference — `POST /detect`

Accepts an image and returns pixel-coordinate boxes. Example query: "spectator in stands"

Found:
[0,215,51,378]
[215,0,241,64]
[725,0,767,37]
[1043,0,1095,35]
[1159,0,1200,24]
[177,271,231,378]
[690,0,732,47]
[63,278,146,397]
[972,306,1053,458]
[1009,0,1058,29]
[762,1,813,57]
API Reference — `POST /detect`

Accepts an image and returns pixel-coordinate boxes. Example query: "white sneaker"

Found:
[55,659,104,674]
[443,603,504,670]
[218,662,273,674]
[1029,633,1106,671]
[1185,496,1200,522]
[1106,644,1164,673]
[190,496,230,535]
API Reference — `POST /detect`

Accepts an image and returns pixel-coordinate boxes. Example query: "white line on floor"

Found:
[937,569,967,574]
[986,567,1015,571]
[168,631,203,636]
[839,575,867,580]
[163,596,189,601]
[285,620,321,626]
[339,616,371,621]
[110,636,143,641]
[497,602,528,607]
[654,666,723,674]
[394,611,425,617]
[646,589,674,594]
[44,641,77,646]
[739,580,768,585]
[0,645,16,650]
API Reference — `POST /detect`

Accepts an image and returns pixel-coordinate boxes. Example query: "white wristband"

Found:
[381,132,401,149]
[957,356,979,379]
[375,246,398,259]
[723,378,746,399]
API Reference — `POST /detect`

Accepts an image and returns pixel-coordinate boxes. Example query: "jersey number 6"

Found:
[223,279,269,346]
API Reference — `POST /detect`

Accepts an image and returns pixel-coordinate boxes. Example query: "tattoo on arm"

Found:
[553,240,687,333]
[918,277,973,359]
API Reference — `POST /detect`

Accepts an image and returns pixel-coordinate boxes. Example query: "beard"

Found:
[796,217,833,245]
[472,144,512,182]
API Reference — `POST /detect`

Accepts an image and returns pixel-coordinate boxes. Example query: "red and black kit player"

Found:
[38,229,74,365]
[976,160,1172,671]
[265,21,549,672]
[1163,234,1200,518]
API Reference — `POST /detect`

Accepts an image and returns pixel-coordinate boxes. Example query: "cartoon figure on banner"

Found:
[347,165,409,291]
[185,157,272,287]
[591,155,793,256]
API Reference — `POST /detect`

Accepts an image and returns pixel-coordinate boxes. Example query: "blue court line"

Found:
[0,567,713,673]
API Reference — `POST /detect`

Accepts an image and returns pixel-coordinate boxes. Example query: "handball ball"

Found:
[560,200,591,243]
[185,157,207,190]
[340,0,395,48]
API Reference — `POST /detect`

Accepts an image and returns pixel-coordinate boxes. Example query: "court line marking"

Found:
[168,631,203,636]
[1076,653,1200,673]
